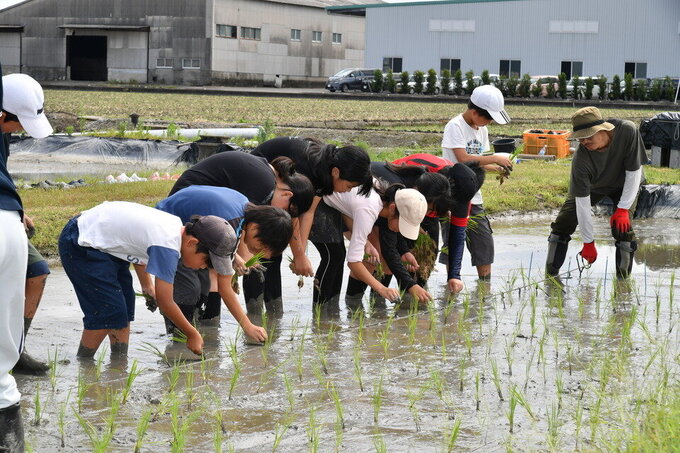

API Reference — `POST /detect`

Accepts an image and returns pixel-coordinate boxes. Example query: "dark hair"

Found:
[308,140,373,197]
[243,204,292,256]
[373,181,404,216]
[465,160,486,189]
[414,172,451,216]
[1,110,19,123]
[467,101,493,121]
[270,156,314,217]
[184,216,213,267]
[442,161,486,205]
[384,162,427,179]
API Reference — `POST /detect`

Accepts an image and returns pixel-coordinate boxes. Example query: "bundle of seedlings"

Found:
[411,232,438,283]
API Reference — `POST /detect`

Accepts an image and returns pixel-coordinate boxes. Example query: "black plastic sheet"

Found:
[639,112,680,149]
[9,135,185,164]
[595,184,680,219]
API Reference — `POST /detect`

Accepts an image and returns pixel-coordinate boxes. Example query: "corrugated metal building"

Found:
[0,0,373,85]
[329,0,680,80]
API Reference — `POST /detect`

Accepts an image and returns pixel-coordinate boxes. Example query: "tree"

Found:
[425,68,438,95]
[465,70,475,95]
[399,71,410,94]
[413,70,425,94]
[558,72,567,99]
[441,69,451,95]
[453,70,463,96]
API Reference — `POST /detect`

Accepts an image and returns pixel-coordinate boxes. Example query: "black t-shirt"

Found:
[251,137,325,194]
[370,161,420,188]
[169,151,275,205]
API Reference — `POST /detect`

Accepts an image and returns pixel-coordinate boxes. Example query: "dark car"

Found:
[326,68,380,92]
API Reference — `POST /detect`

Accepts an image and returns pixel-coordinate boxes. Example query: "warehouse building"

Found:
[0,0,372,85]
[328,0,680,80]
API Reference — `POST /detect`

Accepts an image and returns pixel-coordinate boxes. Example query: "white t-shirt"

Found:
[441,113,490,205]
[77,201,183,283]
[323,186,383,263]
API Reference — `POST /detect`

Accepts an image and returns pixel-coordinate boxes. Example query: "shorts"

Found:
[173,262,210,307]
[26,240,50,278]
[439,204,494,267]
[58,217,135,330]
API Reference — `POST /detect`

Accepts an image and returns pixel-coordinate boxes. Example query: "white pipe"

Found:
[144,128,261,139]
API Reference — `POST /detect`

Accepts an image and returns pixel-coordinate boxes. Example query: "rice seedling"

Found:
[232,251,266,293]
[48,345,59,391]
[490,359,504,401]
[555,371,564,409]
[510,385,535,421]
[523,350,535,391]
[458,358,466,392]
[574,399,583,449]
[289,314,300,342]
[169,395,199,453]
[33,384,42,426]
[328,382,345,447]
[138,341,171,366]
[353,344,364,392]
[306,406,321,452]
[442,297,455,325]
[407,308,418,346]
[373,374,384,424]
[373,431,387,453]
[73,390,121,453]
[272,420,291,452]
[546,402,561,451]
[282,372,296,412]
[260,310,273,367]
[57,390,71,448]
[314,334,330,375]
[213,412,224,453]
[122,359,141,404]
[167,359,183,393]
[184,365,197,410]
[406,386,424,431]
[134,408,153,453]
[445,418,462,453]
[377,314,394,359]
[227,337,242,400]
[295,325,308,383]
[504,338,515,377]
[76,371,90,413]
[506,386,517,433]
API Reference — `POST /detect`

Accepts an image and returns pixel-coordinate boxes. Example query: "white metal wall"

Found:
[365,0,680,78]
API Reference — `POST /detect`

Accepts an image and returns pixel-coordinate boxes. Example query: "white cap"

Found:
[394,188,427,241]
[470,85,510,125]
[2,73,53,138]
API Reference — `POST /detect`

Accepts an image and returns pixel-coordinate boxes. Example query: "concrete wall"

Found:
[211,0,365,85]
[0,0,211,84]
[365,0,680,79]
[0,32,21,73]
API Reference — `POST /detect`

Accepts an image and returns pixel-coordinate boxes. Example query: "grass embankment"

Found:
[19,160,680,259]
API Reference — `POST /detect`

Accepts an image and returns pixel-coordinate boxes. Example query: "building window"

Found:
[549,20,598,34]
[290,29,301,41]
[440,58,461,73]
[624,62,647,79]
[499,59,521,78]
[429,19,475,32]
[383,57,403,73]
[560,61,583,79]
[216,24,237,38]
[312,31,322,42]
[241,27,261,41]
[182,58,200,69]
[332,33,342,44]
[156,58,173,69]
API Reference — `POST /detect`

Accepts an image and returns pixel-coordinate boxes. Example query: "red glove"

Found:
[610,208,631,233]
[580,242,597,264]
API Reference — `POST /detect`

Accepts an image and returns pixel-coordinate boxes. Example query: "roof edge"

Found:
[327,0,525,11]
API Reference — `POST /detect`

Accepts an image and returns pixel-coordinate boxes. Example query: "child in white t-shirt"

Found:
[441,85,512,280]
[58,201,235,358]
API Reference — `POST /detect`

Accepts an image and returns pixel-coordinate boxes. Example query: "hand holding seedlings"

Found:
[187,331,204,355]
[243,322,267,343]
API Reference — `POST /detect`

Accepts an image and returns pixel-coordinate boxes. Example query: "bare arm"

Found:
[289,196,321,276]
[449,147,511,169]
[133,264,155,298]
[154,278,203,355]
[347,261,400,302]
[216,274,266,342]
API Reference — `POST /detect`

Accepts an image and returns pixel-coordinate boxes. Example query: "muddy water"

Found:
[18,217,680,452]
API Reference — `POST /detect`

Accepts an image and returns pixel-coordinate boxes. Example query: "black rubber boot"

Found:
[545,233,571,277]
[345,276,368,310]
[12,318,49,375]
[615,240,637,279]
[0,402,25,453]
[200,292,222,321]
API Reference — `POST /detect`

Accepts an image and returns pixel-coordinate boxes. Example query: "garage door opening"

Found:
[67,35,107,81]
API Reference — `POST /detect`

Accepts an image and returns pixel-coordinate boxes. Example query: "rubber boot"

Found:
[200,292,222,324]
[0,402,25,453]
[345,276,368,310]
[12,318,49,375]
[164,304,197,336]
[545,233,571,277]
[615,240,637,279]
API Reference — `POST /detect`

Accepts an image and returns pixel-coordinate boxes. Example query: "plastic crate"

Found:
[522,129,570,158]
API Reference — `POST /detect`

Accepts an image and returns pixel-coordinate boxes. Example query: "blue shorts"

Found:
[58,217,135,330]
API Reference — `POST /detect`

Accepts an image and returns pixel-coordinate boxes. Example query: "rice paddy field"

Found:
[11,90,680,451]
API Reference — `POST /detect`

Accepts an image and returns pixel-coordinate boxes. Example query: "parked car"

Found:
[325,68,380,92]
[448,74,501,92]
[401,75,441,94]
[530,75,559,97]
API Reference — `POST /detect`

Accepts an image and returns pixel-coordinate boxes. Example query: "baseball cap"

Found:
[189,215,237,276]
[470,85,510,125]
[394,188,427,240]
[569,106,615,140]
[2,73,53,138]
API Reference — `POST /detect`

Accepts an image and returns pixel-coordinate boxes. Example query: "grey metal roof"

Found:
[327,0,521,11]
[264,0,385,9]
[0,0,29,12]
